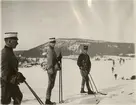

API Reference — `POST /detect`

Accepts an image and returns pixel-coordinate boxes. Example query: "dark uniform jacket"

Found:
[1,46,18,84]
[77,53,91,71]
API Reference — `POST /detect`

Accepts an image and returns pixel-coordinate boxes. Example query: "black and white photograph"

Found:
[1,0,136,105]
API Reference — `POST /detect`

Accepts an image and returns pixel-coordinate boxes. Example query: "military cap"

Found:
[4,32,18,39]
[49,37,56,43]
[83,45,88,50]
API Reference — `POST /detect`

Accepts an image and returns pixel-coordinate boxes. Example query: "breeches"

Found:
[46,71,57,99]
[80,70,90,90]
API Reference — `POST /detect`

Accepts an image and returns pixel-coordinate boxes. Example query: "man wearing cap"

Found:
[77,45,95,94]
[45,38,60,104]
[1,32,26,105]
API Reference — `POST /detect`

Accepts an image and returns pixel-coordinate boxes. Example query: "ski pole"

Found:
[84,70,94,92]
[58,52,64,103]
[82,70,99,103]
[88,74,98,93]
[88,77,94,92]
[88,77,100,103]
[24,81,44,105]
[59,70,61,103]
[24,81,43,105]
[59,61,63,103]
[60,69,63,103]
[89,74,107,95]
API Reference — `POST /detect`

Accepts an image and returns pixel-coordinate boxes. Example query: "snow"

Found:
[1,57,136,105]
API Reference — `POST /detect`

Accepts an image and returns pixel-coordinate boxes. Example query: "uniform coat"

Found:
[1,46,23,104]
[77,53,91,71]
[77,53,91,90]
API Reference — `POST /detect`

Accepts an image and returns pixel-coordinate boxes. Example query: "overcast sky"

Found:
[1,0,136,50]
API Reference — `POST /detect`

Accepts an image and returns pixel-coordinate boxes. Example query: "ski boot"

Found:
[45,99,56,105]
[88,90,96,95]
[80,88,87,93]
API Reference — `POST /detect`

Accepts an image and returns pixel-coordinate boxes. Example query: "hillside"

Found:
[15,38,135,58]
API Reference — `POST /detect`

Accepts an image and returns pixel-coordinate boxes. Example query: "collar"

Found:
[49,45,54,49]
[5,45,13,51]
[82,52,87,55]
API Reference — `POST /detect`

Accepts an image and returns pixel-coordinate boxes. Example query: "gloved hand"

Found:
[57,53,62,62]
[16,72,26,83]
[55,62,61,71]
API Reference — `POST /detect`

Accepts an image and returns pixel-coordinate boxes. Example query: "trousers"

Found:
[80,70,91,90]
[46,71,57,99]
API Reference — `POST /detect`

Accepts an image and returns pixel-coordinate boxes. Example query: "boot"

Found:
[80,88,87,93]
[88,89,95,95]
[45,99,56,104]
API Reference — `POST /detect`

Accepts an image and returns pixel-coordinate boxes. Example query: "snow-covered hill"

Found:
[15,38,135,58]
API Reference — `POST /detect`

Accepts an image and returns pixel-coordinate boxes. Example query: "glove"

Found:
[57,53,62,62]
[16,72,26,83]
[55,62,61,71]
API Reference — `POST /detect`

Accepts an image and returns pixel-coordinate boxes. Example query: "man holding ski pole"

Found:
[77,45,95,94]
[45,38,61,104]
[1,32,26,105]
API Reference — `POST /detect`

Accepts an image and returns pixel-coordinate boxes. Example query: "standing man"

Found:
[112,67,114,73]
[77,45,95,94]
[1,32,26,105]
[45,38,59,104]
[112,59,115,66]
[114,74,118,80]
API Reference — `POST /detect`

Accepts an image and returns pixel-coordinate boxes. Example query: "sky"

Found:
[1,0,136,50]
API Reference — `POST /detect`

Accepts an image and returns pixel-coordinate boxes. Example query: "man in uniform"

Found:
[112,66,114,73]
[1,32,26,105]
[114,74,118,80]
[45,38,60,104]
[77,45,95,94]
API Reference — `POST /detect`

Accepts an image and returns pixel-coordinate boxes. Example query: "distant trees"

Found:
[15,39,135,58]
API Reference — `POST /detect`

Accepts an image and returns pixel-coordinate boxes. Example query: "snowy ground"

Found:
[1,58,136,105]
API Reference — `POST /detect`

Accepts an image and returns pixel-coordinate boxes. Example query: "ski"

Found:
[97,92,107,95]
[45,101,65,105]
[45,103,56,105]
